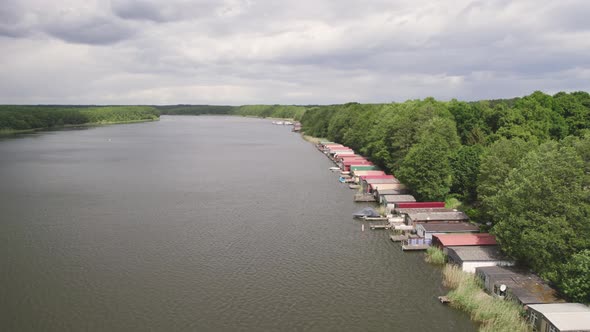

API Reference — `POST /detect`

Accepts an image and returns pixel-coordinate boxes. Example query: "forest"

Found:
[157,104,307,120]
[0,105,159,132]
[300,91,590,303]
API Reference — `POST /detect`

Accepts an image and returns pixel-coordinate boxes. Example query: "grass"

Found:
[302,135,324,144]
[425,246,447,265]
[442,265,531,332]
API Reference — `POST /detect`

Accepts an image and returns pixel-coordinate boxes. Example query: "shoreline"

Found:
[305,133,531,332]
[0,118,159,136]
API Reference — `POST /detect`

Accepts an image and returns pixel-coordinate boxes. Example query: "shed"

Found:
[362,178,400,192]
[336,155,361,162]
[527,303,590,332]
[374,189,411,202]
[343,161,373,171]
[394,207,454,216]
[416,222,480,240]
[475,266,563,306]
[381,194,416,208]
[406,211,469,225]
[369,183,407,193]
[446,246,515,273]
[352,171,386,182]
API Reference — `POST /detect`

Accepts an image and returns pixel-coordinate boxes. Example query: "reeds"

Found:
[442,265,531,332]
[302,135,323,144]
[425,246,447,265]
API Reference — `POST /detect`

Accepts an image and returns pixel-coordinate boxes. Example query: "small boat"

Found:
[353,207,380,219]
[329,167,340,171]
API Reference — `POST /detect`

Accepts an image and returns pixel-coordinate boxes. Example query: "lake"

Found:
[0,116,475,331]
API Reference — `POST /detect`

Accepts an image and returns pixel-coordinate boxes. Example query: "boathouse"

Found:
[374,188,411,202]
[446,246,515,273]
[350,165,379,172]
[362,178,400,193]
[416,222,480,240]
[475,266,563,306]
[527,303,590,332]
[405,211,469,225]
[381,194,416,208]
[369,183,407,194]
[432,233,498,253]
[395,202,445,209]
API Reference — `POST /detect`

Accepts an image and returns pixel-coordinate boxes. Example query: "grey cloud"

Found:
[45,16,135,45]
[0,3,33,37]
[112,0,171,22]
[111,0,219,22]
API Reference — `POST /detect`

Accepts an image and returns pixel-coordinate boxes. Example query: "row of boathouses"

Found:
[314,139,590,332]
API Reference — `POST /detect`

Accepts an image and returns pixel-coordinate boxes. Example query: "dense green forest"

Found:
[156,104,308,120]
[156,105,234,115]
[300,91,590,303]
[0,105,159,132]
[0,104,307,133]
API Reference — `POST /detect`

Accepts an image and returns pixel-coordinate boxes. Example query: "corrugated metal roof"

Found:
[395,207,454,215]
[358,175,394,180]
[370,183,407,190]
[434,233,497,246]
[528,303,590,331]
[364,178,400,184]
[475,266,563,305]
[375,189,410,196]
[447,245,507,261]
[407,211,469,222]
[419,222,479,232]
[343,160,371,165]
[396,202,445,209]
[382,194,416,203]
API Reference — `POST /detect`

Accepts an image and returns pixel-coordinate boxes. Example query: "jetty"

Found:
[390,234,408,242]
[354,193,375,202]
[369,224,391,230]
[363,216,388,221]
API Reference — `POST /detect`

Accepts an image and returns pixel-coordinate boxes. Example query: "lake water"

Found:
[0,116,475,331]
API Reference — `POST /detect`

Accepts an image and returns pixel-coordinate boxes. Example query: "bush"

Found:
[425,247,446,265]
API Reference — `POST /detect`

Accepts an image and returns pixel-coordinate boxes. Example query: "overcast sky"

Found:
[1,0,589,105]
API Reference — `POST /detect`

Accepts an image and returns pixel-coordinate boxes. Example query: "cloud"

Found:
[0,0,589,104]
[44,15,134,45]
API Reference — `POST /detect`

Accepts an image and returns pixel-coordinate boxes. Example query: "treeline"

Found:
[156,104,308,120]
[233,105,307,120]
[156,105,234,115]
[300,91,590,303]
[0,105,159,132]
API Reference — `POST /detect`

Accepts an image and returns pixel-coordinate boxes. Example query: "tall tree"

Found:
[490,140,590,281]
[397,117,460,201]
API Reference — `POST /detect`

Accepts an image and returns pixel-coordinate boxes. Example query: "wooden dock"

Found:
[354,194,376,202]
[363,216,388,221]
[370,224,391,230]
[390,235,408,242]
[401,244,430,251]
